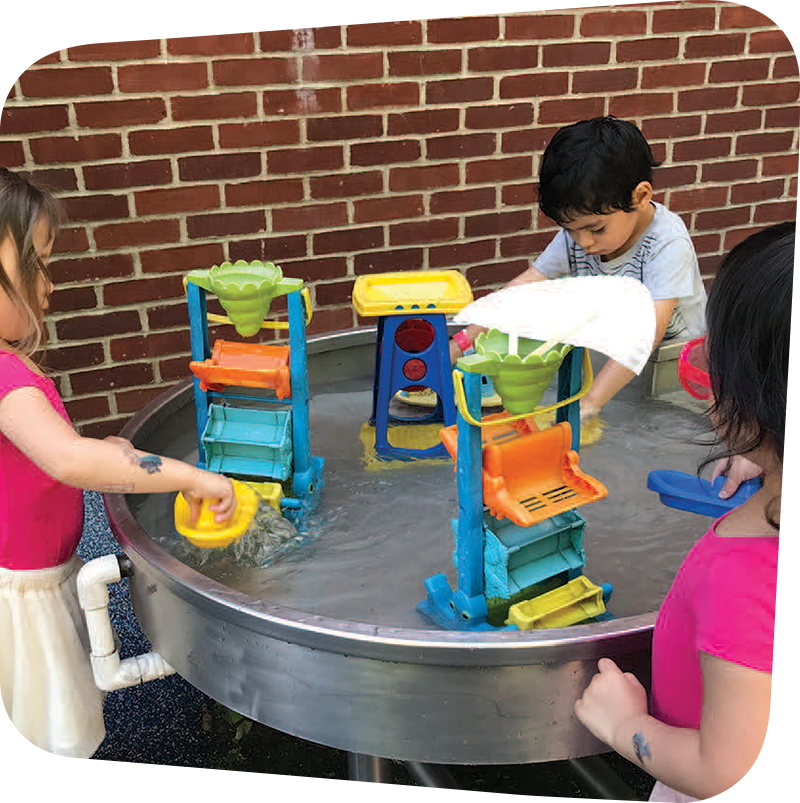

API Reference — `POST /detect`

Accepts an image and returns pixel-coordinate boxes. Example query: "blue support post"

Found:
[555,346,583,453]
[187,282,211,467]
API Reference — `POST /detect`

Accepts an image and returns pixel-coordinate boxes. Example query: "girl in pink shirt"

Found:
[575,221,791,800]
[0,168,237,757]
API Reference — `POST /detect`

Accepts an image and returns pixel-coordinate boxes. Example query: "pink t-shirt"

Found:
[0,351,84,570]
[650,515,778,729]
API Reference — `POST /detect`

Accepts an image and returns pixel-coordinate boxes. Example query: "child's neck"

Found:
[716,469,781,538]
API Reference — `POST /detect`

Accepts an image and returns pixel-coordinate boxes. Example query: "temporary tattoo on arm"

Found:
[136,455,163,475]
[632,732,652,765]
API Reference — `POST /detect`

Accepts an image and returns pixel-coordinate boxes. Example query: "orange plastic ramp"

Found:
[190,340,291,399]
[482,422,607,527]
[439,412,539,462]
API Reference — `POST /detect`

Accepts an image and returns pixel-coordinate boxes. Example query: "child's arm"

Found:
[575,655,771,799]
[580,297,676,417]
[0,386,236,523]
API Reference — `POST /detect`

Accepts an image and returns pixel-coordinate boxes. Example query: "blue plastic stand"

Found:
[369,313,455,460]
[186,282,324,514]
[647,470,760,518]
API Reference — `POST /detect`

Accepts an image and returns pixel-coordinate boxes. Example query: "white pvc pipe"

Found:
[77,555,176,692]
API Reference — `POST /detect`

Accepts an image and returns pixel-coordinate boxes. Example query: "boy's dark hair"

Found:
[704,221,794,528]
[537,116,660,225]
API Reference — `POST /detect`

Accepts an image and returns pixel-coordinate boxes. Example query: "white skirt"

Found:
[0,555,105,757]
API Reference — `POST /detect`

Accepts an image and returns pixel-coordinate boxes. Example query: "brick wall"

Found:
[1,2,797,437]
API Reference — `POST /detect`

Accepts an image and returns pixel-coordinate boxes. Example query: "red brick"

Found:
[652,7,716,34]
[94,219,181,250]
[736,130,796,156]
[669,186,729,213]
[83,160,173,190]
[542,42,611,68]
[139,243,227,275]
[30,133,122,164]
[389,50,463,77]
[167,33,255,56]
[678,86,739,113]
[56,310,142,341]
[501,231,553,259]
[429,239,495,268]
[655,165,699,190]
[64,396,111,423]
[307,115,384,142]
[347,82,419,111]
[426,77,493,105]
[259,29,300,52]
[466,156,532,185]
[695,206,751,232]
[642,63,705,90]
[0,140,25,166]
[684,34,746,59]
[313,226,384,255]
[574,68,639,94]
[272,202,348,232]
[25,168,78,194]
[465,210,531,238]
[610,92,674,119]
[306,307,353,336]
[701,159,758,183]
[389,218,459,246]
[774,55,799,79]
[267,146,343,175]
[580,9,647,36]
[172,92,258,121]
[230,235,308,262]
[350,139,421,166]
[281,256,348,283]
[539,97,605,125]
[466,260,527,288]
[219,119,300,149]
[304,53,383,81]
[147,302,190,330]
[730,179,786,205]
[353,248,424,274]
[741,81,799,107]
[720,6,774,29]
[44,342,104,371]
[62,193,129,222]
[467,45,538,73]
[500,72,569,100]
[48,286,98,314]
[466,103,533,130]
[103,275,185,306]
[263,87,341,116]
[134,184,220,216]
[109,330,189,362]
[428,16,500,44]
[704,110,762,135]
[225,178,305,208]
[749,30,794,55]
[692,233,723,256]
[617,37,680,63]
[762,154,800,177]
[641,115,703,141]
[33,51,61,67]
[314,281,356,307]
[502,127,557,155]
[505,14,575,40]
[129,126,214,156]
[213,57,297,86]
[310,171,384,199]
[70,363,154,395]
[52,227,90,255]
[387,109,459,135]
[346,20,422,47]
[389,163,460,192]
[754,201,797,224]
[501,183,537,207]
[187,210,267,239]
[20,67,113,98]
[75,98,167,128]
[115,386,174,416]
[427,133,495,161]
[708,58,771,84]
[179,151,262,181]
[353,195,425,223]
[118,62,208,93]
[673,137,733,162]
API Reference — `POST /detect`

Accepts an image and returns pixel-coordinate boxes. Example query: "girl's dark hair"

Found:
[704,221,793,528]
[0,167,64,356]
[537,116,661,225]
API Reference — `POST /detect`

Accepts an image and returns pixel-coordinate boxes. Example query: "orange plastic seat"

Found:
[439,411,539,461]
[190,340,291,399]
[482,422,607,527]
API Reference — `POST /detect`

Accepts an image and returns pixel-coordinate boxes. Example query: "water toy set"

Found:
[417,330,613,631]
[353,270,474,461]
[176,260,324,546]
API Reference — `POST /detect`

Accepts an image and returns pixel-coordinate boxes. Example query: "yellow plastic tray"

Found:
[174,479,259,548]
[505,576,606,630]
[352,270,473,317]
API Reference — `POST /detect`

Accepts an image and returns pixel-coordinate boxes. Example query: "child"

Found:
[450,116,706,419]
[574,221,791,801]
[0,167,237,757]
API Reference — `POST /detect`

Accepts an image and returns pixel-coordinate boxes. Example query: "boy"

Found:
[451,116,706,419]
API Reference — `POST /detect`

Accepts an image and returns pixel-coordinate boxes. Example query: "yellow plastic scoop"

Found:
[174,479,259,548]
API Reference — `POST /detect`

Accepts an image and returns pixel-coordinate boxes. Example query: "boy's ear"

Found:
[631,181,653,207]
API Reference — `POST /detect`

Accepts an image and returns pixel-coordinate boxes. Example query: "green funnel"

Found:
[458,328,572,414]
[186,260,303,337]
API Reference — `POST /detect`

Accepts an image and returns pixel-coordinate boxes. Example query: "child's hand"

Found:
[183,472,237,525]
[574,658,648,750]
[580,397,601,422]
[711,455,761,499]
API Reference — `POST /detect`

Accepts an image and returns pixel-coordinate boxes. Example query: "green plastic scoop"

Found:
[185,260,303,337]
